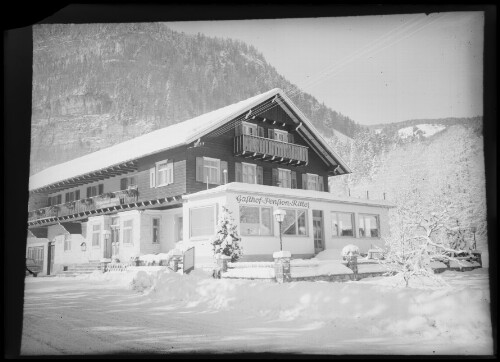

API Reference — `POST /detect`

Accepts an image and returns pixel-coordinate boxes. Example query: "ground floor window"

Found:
[190,205,216,238]
[123,220,134,244]
[239,206,273,236]
[358,214,380,238]
[64,235,71,251]
[331,212,355,237]
[175,215,183,241]
[27,246,44,265]
[92,224,101,247]
[282,209,308,236]
[152,218,160,244]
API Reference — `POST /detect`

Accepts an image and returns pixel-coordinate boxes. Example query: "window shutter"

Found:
[235,162,242,182]
[149,167,156,188]
[196,157,204,182]
[257,166,263,184]
[291,171,297,189]
[272,168,278,186]
[120,178,128,190]
[302,174,308,190]
[268,129,274,140]
[86,187,91,198]
[57,194,62,204]
[288,133,295,143]
[168,160,174,184]
[235,123,243,137]
[75,190,80,200]
[220,161,228,184]
[319,176,324,192]
[65,192,70,202]
[48,197,52,206]
[98,184,104,195]
[257,126,264,138]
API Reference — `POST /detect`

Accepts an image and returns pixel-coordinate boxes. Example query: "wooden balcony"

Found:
[28,187,139,223]
[234,134,308,165]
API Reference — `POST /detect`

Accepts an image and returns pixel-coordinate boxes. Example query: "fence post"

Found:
[217,254,231,272]
[273,251,291,283]
[171,249,183,272]
[346,255,358,280]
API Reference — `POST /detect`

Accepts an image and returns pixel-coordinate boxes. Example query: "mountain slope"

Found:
[31,23,362,175]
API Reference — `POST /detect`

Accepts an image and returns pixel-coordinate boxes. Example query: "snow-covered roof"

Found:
[183,182,395,208]
[29,88,351,191]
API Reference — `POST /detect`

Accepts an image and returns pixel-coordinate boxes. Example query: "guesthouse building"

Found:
[26,88,393,274]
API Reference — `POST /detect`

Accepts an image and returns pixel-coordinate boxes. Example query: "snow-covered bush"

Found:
[341,244,360,259]
[210,206,243,262]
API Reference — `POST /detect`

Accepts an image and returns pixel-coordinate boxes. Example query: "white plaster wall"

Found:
[53,233,88,267]
[183,188,392,261]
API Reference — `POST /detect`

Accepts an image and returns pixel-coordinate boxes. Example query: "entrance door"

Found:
[313,210,325,254]
[111,220,120,258]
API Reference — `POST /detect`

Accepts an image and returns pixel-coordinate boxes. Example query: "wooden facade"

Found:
[27,93,342,227]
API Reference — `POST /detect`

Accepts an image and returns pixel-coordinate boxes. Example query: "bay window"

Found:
[239,206,273,236]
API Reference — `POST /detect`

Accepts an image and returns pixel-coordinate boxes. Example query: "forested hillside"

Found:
[31,23,362,174]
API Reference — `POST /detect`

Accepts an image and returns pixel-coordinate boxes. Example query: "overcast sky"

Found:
[166,12,484,126]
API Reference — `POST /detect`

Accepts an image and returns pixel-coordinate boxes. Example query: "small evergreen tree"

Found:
[210,206,243,262]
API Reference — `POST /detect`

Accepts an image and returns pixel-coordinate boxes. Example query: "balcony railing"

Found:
[28,187,139,223]
[234,134,308,164]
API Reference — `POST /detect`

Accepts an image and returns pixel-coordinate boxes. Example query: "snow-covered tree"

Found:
[382,190,470,287]
[210,206,243,262]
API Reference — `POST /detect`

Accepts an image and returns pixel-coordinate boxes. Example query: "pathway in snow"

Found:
[20,269,493,356]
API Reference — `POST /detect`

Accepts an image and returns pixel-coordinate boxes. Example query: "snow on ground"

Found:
[21,267,493,355]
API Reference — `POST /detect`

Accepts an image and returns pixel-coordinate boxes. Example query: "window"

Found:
[240,206,273,236]
[242,163,257,184]
[307,174,319,191]
[190,205,216,238]
[152,218,160,244]
[175,215,183,241]
[156,160,173,187]
[203,157,220,184]
[64,235,71,251]
[359,214,380,238]
[87,184,104,198]
[274,129,288,142]
[123,220,134,244]
[92,224,101,247]
[331,212,354,237]
[278,168,291,188]
[282,209,308,236]
[242,121,258,136]
[120,176,137,190]
[196,157,227,185]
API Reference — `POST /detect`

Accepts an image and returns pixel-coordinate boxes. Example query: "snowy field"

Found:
[21,267,493,356]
